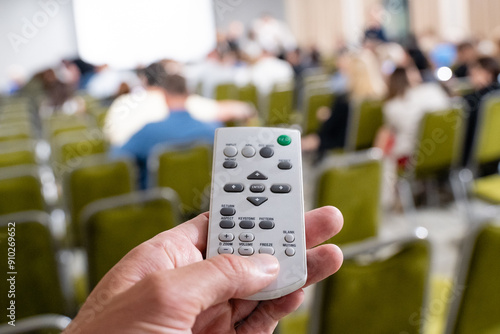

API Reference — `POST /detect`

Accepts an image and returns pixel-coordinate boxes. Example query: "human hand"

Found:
[64,206,343,334]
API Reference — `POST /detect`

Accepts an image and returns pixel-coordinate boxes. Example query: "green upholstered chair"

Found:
[149,142,212,218]
[0,314,71,334]
[44,114,94,138]
[302,89,334,135]
[51,130,107,172]
[266,83,294,126]
[63,155,135,246]
[315,149,382,245]
[0,127,32,142]
[309,233,431,334]
[215,83,239,101]
[399,108,464,211]
[0,212,66,321]
[0,165,44,215]
[445,221,500,334]
[238,84,259,110]
[345,99,384,151]
[0,140,36,168]
[80,188,181,289]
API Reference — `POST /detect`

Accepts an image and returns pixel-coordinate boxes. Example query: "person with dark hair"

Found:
[462,57,500,166]
[453,42,477,78]
[115,73,222,187]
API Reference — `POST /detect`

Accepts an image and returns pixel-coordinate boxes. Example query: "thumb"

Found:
[172,254,279,310]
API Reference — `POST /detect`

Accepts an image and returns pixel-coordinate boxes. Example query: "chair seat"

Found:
[473,174,500,204]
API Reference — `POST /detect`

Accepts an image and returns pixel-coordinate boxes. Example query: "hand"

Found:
[64,206,343,334]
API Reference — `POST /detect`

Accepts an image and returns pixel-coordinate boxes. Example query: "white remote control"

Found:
[207,127,307,301]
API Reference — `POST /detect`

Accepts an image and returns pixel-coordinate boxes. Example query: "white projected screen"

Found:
[73,0,216,68]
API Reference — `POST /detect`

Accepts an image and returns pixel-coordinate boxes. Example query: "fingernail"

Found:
[248,254,280,275]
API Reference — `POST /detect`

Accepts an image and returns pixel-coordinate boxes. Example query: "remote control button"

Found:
[239,233,255,242]
[247,197,268,206]
[259,247,275,255]
[277,135,292,146]
[220,208,236,216]
[271,184,292,193]
[260,146,274,158]
[218,246,234,254]
[219,220,235,229]
[241,146,256,157]
[278,161,292,170]
[250,184,265,193]
[239,220,255,229]
[259,220,275,229]
[247,171,268,180]
[219,233,234,242]
[284,234,295,243]
[238,246,255,256]
[223,146,238,157]
[224,183,244,192]
[285,247,296,256]
[223,160,238,169]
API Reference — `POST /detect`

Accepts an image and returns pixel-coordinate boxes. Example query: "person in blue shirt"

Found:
[116,73,221,187]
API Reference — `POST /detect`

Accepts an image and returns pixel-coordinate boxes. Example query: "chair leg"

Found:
[397,178,419,228]
[425,178,440,207]
[449,169,475,226]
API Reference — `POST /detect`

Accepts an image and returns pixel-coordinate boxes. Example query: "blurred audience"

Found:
[453,42,477,78]
[251,47,294,97]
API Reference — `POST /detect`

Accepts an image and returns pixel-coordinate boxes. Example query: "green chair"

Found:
[149,142,212,218]
[345,99,384,151]
[0,212,66,320]
[266,83,294,126]
[445,221,500,334]
[44,114,94,138]
[0,165,44,215]
[302,88,334,135]
[80,188,181,289]
[0,140,36,168]
[0,314,71,334]
[63,155,135,246]
[315,149,382,245]
[0,127,32,142]
[51,129,107,173]
[214,83,239,101]
[309,233,431,334]
[238,84,259,109]
[399,108,464,210]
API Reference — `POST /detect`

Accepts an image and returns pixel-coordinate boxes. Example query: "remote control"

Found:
[206,127,307,301]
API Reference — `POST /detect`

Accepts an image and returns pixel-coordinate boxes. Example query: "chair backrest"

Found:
[302,88,334,135]
[0,314,71,334]
[266,83,294,126]
[471,93,500,168]
[0,212,66,320]
[238,84,259,110]
[409,108,464,178]
[149,142,212,217]
[51,129,107,168]
[0,165,44,215]
[44,114,94,138]
[0,127,32,142]
[214,83,239,101]
[346,99,384,151]
[310,234,431,334]
[63,155,135,246]
[81,188,181,289]
[315,149,382,245]
[445,222,500,334]
[0,140,36,168]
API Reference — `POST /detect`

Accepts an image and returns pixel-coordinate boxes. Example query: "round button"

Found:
[277,135,292,146]
[260,147,274,158]
[223,146,238,157]
[284,234,295,243]
[241,146,256,158]
[285,247,296,256]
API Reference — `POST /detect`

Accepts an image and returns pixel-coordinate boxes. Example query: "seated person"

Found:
[302,51,387,160]
[63,206,343,333]
[105,62,254,147]
[114,74,222,187]
[377,65,451,166]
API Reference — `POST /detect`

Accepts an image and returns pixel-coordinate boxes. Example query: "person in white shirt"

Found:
[252,14,297,56]
[250,49,294,98]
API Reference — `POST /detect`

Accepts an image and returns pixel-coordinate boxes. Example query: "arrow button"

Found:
[247,197,268,206]
[270,184,292,193]
[247,171,268,180]
[224,183,244,192]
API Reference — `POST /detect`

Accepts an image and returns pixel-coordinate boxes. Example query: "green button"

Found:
[277,135,292,146]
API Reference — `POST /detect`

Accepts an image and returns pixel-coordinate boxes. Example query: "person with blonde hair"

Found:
[302,50,386,160]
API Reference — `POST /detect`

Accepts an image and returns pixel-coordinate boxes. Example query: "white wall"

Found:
[0,0,78,93]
